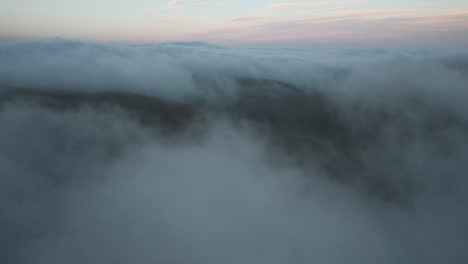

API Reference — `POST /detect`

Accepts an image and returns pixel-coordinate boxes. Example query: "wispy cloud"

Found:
[264,0,370,17]
[294,9,414,18]
[141,18,182,31]
[231,16,267,22]
[160,2,223,10]
[150,19,179,26]
[265,2,327,9]
[186,10,468,46]
[168,0,187,5]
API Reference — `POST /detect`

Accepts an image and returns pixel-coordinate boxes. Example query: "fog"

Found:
[1,39,468,263]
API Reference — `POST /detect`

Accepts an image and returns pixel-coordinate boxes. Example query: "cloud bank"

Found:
[0,40,468,263]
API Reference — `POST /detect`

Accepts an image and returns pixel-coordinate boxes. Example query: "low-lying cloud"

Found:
[0,39,468,263]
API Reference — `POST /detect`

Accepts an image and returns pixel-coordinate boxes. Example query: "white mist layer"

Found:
[0,40,468,263]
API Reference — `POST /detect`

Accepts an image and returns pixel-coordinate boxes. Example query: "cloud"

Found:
[265,0,368,10]
[149,19,179,26]
[169,0,187,4]
[231,16,267,22]
[160,1,223,10]
[186,9,468,47]
[265,1,327,9]
[0,40,468,263]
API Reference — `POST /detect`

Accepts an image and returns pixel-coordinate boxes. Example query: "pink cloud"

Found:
[265,2,327,9]
[265,0,368,10]
[150,19,179,26]
[231,16,267,22]
[168,0,187,5]
[186,9,468,46]
[161,2,223,10]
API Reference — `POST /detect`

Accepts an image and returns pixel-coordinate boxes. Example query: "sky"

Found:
[1,0,468,47]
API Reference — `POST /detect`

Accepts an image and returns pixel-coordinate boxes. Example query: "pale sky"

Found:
[1,0,468,47]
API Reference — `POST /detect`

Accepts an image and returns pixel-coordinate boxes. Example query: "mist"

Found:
[1,39,468,264]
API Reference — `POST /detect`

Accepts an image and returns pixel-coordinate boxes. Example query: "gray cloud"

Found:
[1,40,468,263]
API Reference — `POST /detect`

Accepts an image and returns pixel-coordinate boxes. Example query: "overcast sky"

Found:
[1,0,468,47]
